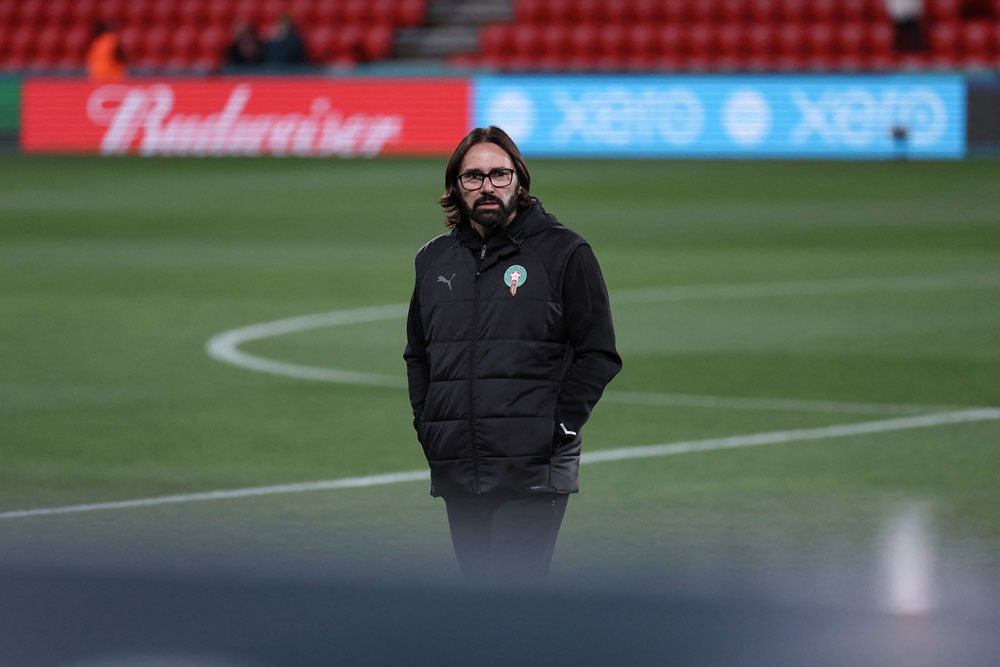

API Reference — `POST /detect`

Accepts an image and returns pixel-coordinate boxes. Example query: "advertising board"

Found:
[474,75,966,159]
[21,78,469,157]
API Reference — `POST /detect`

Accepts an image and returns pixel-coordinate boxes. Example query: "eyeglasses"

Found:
[458,168,515,190]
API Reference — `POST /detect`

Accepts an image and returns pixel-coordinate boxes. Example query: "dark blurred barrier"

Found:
[2,562,999,667]
[968,75,1000,155]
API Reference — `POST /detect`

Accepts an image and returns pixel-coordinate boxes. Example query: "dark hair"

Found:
[438,126,536,229]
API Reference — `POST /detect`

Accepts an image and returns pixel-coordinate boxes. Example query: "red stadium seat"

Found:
[97,0,126,24]
[804,22,834,57]
[718,0,750,22]
[312,2,341,25]
[805,0,835,23]
[746,22,775,57]
[626,23,657,58]
[123,1,154,28]
[206,0,237,27]
[35,25,64,62]
[776,0,808,23]
[836,21,865,55]
[361,25,394,60]
[625,0,664,24]
[516,0,545,24]
[597,0,630,23]
[717,22,746,58]
[305,25,337,61]
[689,0,721,23]
[42,0,73,26]
[961,21,995,66]
[835,0,870,21]
[151,0,179,26]
[232,0,264,26]
[343,0,374,25]
[681,22,714,56]
[568,24,598,59]
[143,24,172,63]
[511,23,543,59]
[170,24,199,61]
[480,23,511,59]
[775,22,805,56]
[118,25,144,60]
[662,0,696,24]
[927,21,960,60]
[370,0,397,26]
[570,0,604,24]
[748,0,780,22]
[541,23,572,60]
[655,24,685,56]
[0,0,15,26]
[68,0,99,28]
[335,24,364,61]
[198,24,229,59]
[63,25,91,62]
[597,23,628,58]
[15,0,45,27]
[9,26,38,61]
[927,0,962,22]
[395,0,428,28]
[867,23,894,56]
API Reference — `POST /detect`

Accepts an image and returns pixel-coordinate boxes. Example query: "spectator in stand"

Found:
[885,0,926,53]
[266,13,308,65]
[226,21,266,66]
[87,22,127,82]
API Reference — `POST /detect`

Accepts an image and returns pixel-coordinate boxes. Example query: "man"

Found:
[403,126,622,583]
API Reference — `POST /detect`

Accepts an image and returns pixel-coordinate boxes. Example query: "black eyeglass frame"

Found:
[458,168,516,191]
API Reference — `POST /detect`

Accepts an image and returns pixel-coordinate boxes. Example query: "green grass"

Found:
[1,156,998,579]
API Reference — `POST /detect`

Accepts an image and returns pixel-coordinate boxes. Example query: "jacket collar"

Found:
[453,200,552,254]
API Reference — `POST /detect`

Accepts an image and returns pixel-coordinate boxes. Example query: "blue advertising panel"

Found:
[473,75,966,159]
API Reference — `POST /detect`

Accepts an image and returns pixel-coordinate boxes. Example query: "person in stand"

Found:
[885,0,926,53]
[404,126,622,584]
[86,21,126,82]
[265,13,308,65]
[226,21,266,66]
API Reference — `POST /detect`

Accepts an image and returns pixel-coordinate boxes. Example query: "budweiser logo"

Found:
[86,84,405,157]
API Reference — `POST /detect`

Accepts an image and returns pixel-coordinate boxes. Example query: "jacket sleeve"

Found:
[403,275,429,432]
[555,244,622,438]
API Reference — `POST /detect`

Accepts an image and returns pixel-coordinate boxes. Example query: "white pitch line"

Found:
[204,273,999,413]
[205,303,407,389]
[611,273,1000,306]
[580,408,1000,463]
[3,409,997,522]
[601,391,971,415]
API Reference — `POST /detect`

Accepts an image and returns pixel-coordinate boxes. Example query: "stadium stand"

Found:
[0,0,429,71]
[449,0,1000,71]
[0,0,997,73]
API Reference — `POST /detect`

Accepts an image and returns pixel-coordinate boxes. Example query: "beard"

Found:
[461,192,514,229]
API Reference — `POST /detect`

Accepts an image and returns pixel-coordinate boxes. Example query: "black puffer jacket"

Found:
[404,202,621,497]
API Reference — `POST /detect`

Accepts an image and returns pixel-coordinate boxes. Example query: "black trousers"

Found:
[443,493,569,585]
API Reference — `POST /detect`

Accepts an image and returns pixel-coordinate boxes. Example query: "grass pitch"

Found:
[1,156,998,588]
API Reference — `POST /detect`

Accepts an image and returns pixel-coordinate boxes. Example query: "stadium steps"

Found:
[393,0,512,61]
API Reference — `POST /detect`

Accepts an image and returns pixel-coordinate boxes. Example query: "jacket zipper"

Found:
[468,242,487,493]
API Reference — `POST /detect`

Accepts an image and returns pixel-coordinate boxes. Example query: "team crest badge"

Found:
[504,265,527,296]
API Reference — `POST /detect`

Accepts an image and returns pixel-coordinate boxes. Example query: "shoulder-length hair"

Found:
[438,126,536,229]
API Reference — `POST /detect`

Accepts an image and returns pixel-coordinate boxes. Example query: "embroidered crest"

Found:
[504,265,527,296]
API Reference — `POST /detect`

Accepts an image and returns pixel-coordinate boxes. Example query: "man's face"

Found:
[457,142,519,230]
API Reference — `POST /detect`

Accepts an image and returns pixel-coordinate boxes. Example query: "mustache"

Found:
[475,195,503,207]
